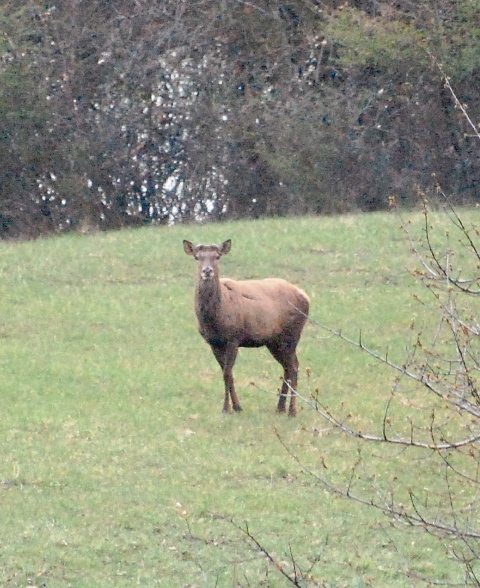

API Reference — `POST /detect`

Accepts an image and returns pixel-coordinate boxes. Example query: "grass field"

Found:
[0,211,478,587]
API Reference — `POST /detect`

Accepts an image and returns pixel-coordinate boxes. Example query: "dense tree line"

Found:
[0,0,479,238]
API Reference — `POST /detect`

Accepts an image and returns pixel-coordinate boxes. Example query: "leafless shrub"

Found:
[283,199,480,585]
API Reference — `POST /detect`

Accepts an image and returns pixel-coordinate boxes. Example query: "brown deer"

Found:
[183,239,309,416]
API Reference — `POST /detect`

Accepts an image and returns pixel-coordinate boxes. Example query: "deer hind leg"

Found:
[211,343,242,413]
[267,342,300,417]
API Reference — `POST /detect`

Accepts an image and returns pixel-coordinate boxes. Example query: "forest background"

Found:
[0,0,479,238]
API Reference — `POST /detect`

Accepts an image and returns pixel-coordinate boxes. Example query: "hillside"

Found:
[0,211,478,587]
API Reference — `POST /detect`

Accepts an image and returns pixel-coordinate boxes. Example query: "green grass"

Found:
[0,211,478,587]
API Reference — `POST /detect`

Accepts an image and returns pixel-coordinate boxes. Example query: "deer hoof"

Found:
[233,405,243,412]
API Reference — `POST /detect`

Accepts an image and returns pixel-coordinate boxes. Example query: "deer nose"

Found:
[201,266,214,279]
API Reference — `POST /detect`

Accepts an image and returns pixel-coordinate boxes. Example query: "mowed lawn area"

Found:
[0,211,477,587]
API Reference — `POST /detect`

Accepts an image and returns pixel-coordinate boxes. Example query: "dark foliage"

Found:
[0,0,479,238]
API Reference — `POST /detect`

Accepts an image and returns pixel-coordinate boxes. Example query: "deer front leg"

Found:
[211,343,242,413]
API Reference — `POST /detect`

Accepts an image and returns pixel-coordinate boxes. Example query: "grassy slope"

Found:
[0,212,476,587]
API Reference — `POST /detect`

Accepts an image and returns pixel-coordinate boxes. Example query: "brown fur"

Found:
[183,239,309,416]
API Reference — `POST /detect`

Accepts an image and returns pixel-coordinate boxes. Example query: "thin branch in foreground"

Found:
[443,74,480,142]
[290,296,480,454]
[273,427,480,541]
[235,0,267,14]
[230,519,306,587]
[427,51,480,142]
[307,311,480,421]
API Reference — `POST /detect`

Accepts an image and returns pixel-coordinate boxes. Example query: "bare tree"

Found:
[278,198,480,585]
[2,0,480,237]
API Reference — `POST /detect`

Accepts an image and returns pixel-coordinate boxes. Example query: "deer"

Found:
[183,239,309,416]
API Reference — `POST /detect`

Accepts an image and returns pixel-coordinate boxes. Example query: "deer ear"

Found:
[183,240,196,256]
[219,239,232,256]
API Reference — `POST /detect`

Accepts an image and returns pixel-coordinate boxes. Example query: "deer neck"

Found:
[195,273,222,324]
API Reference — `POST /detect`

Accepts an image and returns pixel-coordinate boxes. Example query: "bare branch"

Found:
[234,0,267,14]
[441,71,480,142]
[230,519,306,587]
[274,428,480,541]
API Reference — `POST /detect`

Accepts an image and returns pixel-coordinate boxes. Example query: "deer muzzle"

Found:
[201,266,214,280]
